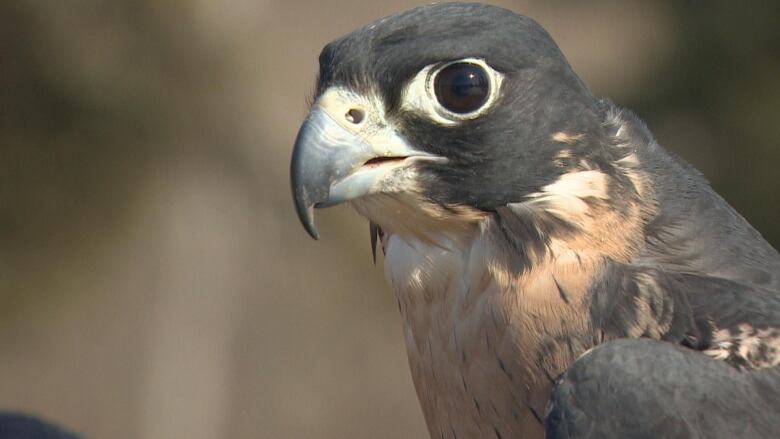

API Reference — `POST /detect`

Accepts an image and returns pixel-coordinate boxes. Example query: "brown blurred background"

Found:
[0,1,777,438]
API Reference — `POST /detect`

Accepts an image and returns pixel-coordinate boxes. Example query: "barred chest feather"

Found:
[381,224,601,439]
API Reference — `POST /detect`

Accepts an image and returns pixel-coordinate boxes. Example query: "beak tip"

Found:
[294,200,321,240]
[305,221,321,240]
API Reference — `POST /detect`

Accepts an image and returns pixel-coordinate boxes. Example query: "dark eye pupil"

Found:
[434,62,490,114]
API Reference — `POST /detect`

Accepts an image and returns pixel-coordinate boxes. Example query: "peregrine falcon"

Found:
[290,3,780,438]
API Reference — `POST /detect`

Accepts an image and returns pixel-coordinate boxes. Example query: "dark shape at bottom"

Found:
[0,412,81,439]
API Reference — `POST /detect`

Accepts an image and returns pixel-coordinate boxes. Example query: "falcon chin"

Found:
[290,3,780,439]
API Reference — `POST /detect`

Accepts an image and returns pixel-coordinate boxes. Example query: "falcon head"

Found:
[291,3,629,242]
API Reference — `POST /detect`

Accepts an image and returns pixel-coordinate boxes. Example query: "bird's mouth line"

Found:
[358,154,447,172]
[361,156,409,169]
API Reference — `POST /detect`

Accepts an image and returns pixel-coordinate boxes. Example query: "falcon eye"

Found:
[400,58,501,125]
[433,62,490,114]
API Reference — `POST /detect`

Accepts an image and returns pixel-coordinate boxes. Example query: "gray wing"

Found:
[545,338,780,439]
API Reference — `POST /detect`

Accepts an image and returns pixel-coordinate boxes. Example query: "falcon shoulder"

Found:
[590,263,780,369]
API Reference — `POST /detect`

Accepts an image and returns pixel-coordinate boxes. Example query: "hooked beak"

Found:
[290,88,445,239]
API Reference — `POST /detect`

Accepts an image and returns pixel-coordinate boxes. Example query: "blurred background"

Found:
[0,1,777,438]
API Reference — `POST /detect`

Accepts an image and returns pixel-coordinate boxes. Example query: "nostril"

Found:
[345,108,365,125]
